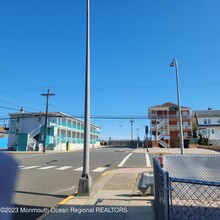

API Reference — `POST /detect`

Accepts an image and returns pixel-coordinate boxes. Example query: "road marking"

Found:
[18,165,110,172]
[59,193,78,205]
[21,166,40,170]
[118,153,133,167]
[38,166,57,170]
[56,166,73,170]
[74,166,83,171]
[14,155,43,159]
[145,153,152,167]
[101,170,111,176]
[92,167,107,172]
[52,186,76,194]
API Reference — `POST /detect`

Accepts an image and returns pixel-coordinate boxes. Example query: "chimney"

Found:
[20,107,24,113]
[208,108,212,111]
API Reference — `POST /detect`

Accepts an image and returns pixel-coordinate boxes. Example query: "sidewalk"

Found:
[39,168,156,220]
[133,147,220,155]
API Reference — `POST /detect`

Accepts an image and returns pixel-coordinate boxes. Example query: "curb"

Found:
[37,169,113,219]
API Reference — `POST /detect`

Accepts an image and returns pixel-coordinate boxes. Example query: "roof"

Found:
[193,110,220,118]
[0,126,6,133]
[9,112,85,123]
[8,111,101,128]
[149,102,191,109]
[9,111,80,119]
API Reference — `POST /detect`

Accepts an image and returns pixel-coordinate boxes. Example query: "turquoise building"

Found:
[8,112,100,151]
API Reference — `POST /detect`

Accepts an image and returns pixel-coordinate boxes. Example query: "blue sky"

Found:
[0,0,220,140]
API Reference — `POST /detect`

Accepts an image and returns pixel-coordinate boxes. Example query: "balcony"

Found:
[169,125,192,131]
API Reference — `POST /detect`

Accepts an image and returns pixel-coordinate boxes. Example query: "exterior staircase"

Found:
[156,119,169,148]
[27,123,44,151]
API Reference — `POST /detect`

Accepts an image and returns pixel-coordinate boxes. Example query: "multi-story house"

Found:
[192,109,220,145]
[148,102,192,148]
[8,111,100,151]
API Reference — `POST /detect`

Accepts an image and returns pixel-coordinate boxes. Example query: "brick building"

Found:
[148,102,192,148]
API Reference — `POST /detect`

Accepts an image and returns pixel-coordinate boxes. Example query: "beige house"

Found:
[148,102,192,148]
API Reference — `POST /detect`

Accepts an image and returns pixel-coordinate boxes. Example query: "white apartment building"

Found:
[8,111,101,151]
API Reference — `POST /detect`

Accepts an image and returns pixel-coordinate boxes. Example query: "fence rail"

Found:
[153,155,220,220]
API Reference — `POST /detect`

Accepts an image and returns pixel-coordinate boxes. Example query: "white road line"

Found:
[118,153,133,167]
[56,166,73,171]
[92,167,107,172]
[38,166,57,170]
[74,166,83,171]
[145,153,152,167]
[51,186,76,195]
[21,166,40,170]
[14,155,43,159]
[18,165,25,168]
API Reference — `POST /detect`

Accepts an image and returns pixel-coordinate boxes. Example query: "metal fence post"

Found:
[164,171,169,220]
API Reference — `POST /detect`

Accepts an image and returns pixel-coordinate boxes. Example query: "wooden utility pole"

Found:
[41,89,55,153]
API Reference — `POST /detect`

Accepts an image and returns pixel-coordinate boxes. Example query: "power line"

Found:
[0,105,20,111]
[72,115,149,119]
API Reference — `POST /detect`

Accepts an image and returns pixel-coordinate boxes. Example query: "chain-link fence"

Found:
[153,157,169,220]
[169,178,220,220]
[153,155,220,220]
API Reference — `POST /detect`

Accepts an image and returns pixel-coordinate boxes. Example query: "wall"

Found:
[0,138,8,148]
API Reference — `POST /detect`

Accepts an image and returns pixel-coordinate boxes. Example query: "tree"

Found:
[198,134,209,145]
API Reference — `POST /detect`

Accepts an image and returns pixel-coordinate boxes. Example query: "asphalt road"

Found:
[6,146,151,220]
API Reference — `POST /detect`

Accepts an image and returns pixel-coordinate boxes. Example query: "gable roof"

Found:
[0,126,6,133]
[149,102,191,109]
[193,110,220,118]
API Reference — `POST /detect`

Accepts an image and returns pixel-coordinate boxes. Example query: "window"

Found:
[184,132,188,137]
[182,111,188,117]
[183,121,189,127]
[212,129,215,134]
[204,119,207,125]
[208,119,211,124]
[16,118,20,123]
[201,130,206,135]
[38,117,42,122]
[151,110,156,115]
[217,119,220,124]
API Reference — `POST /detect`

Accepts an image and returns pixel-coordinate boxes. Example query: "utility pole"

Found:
[130,119,134,140]
[41,89,55,153]
[78,0,92,196]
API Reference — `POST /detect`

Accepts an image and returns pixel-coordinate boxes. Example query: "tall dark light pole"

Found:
[130,119,134,140]
[170,58,184,155]
[41,89,55,153]
[78,0,92,195]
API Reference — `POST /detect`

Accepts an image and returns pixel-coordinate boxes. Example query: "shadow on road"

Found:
[14,190,67,199]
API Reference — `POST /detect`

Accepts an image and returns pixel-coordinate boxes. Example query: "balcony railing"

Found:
[149,114,191,120]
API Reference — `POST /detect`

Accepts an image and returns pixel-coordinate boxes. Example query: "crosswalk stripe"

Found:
[38,166,57,170]
[118,153,133,167]
[19,165,109,172]
[92,167,107,172]
[74,166,83,171]
[145,153,152,167]
[21,166,40,170]
[56,166,73,170]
